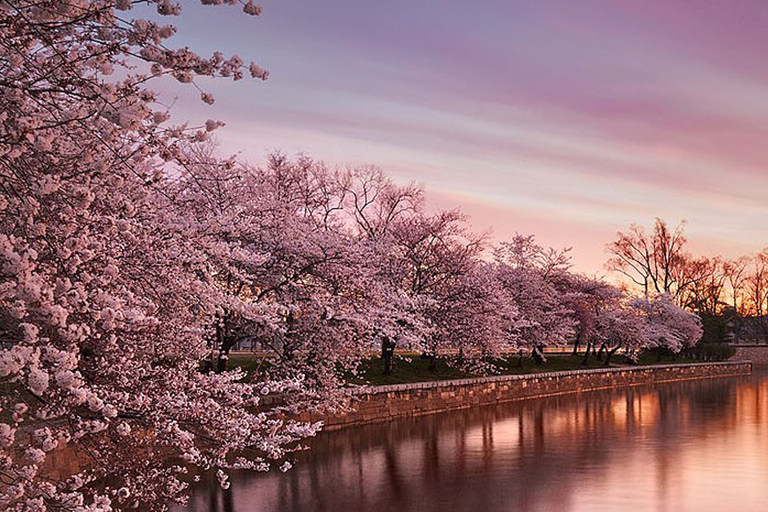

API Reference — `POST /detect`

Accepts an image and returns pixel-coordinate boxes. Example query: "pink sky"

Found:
[158,0,768,273]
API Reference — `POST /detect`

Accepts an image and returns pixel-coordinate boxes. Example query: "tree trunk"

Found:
[202,355,214,374]
[383,352,394,375]
[216,348,230,373]
[582,341,592,365]
[215,310,234,373]
[572,327,584,356]
[222,485,234,512]
[428,354,437,372]
[381,336,396,375]
[596,343,606,362]
[604,346,621,366]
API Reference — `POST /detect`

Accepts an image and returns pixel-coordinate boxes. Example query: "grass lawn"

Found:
[226,353,272,377]
[224,351,678,386]
[353,353,642,386]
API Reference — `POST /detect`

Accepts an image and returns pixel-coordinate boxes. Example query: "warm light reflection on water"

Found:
[183,372,768,512]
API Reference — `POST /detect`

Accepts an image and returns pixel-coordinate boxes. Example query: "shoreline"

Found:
[301,362,753,431]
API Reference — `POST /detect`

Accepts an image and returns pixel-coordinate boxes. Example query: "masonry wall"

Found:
[304,362,751,431]
[732,345,768,365]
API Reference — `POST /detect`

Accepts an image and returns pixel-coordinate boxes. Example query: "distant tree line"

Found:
[175,150,705,381]
[606,218,768,344]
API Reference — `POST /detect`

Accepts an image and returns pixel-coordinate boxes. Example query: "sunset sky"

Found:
[160,0,768,273]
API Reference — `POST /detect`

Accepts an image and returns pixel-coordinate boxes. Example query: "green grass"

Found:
[355,354,639,386]
[225,353,272,376]
[224,352,641,386]
[223,348,733,387]
[352,356,472,385]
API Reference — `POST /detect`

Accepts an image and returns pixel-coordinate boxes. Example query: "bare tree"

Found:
[746,249,768,341]
[606,218,688,299]
[677,256,728,316]
[724,257,751,315]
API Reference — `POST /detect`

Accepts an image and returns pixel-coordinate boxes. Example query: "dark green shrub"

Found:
[692,343,736,361]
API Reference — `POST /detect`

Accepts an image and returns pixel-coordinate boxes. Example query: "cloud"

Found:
[159,0,768,270]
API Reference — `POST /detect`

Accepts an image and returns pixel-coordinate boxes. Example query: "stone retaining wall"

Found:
[732,345,768,365]
[305,362,751,431]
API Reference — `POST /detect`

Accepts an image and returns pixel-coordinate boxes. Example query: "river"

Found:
[183,371,768,512]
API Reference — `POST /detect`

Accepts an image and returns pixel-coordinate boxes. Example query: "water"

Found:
[184,372,768,512]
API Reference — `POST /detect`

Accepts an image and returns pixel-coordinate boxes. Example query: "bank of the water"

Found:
[302,362,751,431]
[732,344,768,365]
[183,368,768,512]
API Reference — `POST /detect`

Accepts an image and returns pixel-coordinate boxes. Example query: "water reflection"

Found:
[185,373,768,512]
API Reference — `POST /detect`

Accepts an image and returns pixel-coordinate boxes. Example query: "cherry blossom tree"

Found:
[631,293,704,354]
[338,165,423,242]
[0,2,323,511]
[172,149,397,412]
[591,303,652,365]
[494,235,574,364]
[581,291,702,365]
[387,211,516,370]
[556,273,624,361]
